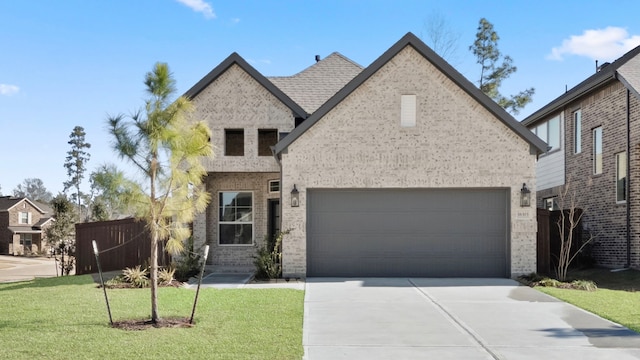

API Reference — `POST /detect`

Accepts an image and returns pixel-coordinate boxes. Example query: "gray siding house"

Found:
[523,46,640,268]
[187,33,546,278]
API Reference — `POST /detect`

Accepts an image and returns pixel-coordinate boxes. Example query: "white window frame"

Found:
[533,115,561,152]
[268,180,280,193]
[616,151,627,203]
[218,191,254,246]
[543,197,559,211]
[573,110,582,154]
[593,127,603,175]
[18,212,31,224]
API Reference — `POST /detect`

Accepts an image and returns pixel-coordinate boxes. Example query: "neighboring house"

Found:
[187,32,546,278]
[0,196,54,255]
[522,45,640,268]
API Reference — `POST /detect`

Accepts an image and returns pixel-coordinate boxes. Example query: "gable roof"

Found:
[522,45,640,126]
[275,32,548,155]
[183,52,308,119]
[0,196,46,214]
[268,52,363,113]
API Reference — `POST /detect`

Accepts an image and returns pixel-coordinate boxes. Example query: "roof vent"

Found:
[315,55,320,62]
[596,61,610,72]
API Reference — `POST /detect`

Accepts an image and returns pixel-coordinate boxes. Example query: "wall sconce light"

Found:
[520,183,531,207]
[291,184,300,207]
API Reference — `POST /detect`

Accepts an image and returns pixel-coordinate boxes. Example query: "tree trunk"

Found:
[150,229,159,323]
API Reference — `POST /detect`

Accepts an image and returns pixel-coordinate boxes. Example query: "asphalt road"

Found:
[0,255,60,282]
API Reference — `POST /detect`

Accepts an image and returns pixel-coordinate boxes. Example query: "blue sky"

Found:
[2,0,640,196]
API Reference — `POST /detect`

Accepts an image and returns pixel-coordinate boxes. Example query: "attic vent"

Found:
[401,94,417,127]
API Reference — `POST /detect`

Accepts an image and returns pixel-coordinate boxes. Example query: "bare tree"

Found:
[421,10,460,63]
[554,179,598,281]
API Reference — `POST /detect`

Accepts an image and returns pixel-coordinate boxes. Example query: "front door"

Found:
[267,199,281,242]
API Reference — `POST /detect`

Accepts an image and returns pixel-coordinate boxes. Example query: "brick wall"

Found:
[280,46,538,278]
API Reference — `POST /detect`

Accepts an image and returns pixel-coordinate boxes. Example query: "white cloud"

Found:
[0,84,19,96]
[231,18,240,24]
[176,0,215,19]
[548,27,640,61]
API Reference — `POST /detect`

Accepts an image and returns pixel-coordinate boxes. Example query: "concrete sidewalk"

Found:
[184,268,305,290]
[0,255,59,282]
[303,278,640,360]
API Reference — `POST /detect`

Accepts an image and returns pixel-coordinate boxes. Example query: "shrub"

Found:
[173,236,203,282]
[570,279,597,291]
[158,267,176,285]
[254,230,290,280]
[537,278,562,287]
[122,266,149,288]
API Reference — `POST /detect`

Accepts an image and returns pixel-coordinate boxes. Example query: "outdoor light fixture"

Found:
[291,184,300,207]
[520,183,531,207]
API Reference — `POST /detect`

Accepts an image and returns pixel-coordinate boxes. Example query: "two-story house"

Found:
[0,196,54,255]
[186,33,546,278]
[523,45,640,268]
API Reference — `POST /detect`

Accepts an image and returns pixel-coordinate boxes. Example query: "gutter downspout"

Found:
[627,88,632,268]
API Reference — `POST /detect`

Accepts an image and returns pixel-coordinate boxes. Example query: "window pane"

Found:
[617,152,627,202]
[269,180,280,192]
[548,116,560,150]
[536,122,548,143]
[574,111,582,154]
[219,224,253,245]
[593,127,603,174]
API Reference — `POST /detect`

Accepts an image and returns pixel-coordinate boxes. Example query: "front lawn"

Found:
[0,275,304,359]
[536,268,640,333]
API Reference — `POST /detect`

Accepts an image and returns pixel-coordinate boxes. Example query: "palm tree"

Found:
[107,62,213,323]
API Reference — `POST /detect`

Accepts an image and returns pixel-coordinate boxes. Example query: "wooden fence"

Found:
[75,218,171,275]
[536,208,584,276]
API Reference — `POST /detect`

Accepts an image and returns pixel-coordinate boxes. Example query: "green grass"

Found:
[0,275,304,359]
[536,267,640,333]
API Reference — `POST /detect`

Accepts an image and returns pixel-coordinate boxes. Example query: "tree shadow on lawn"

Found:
[0,274,96,291]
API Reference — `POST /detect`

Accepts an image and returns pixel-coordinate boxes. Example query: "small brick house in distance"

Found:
[523,45,640,268]
[187,32,547,278]
[0,196,54,255]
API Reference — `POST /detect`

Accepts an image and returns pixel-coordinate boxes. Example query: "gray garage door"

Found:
[307,189,509,277]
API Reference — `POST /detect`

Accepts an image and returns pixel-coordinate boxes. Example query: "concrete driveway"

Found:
[303,278,640,360]
[0,255,59,282]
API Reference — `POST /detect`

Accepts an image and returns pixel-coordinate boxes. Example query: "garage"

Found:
[307,189,509,277]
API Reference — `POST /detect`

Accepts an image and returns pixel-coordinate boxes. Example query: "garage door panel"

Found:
[307,189,509,277]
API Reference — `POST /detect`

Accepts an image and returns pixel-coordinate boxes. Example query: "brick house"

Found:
[522,45,640,268]
[187,32,546,278]
[0,196,54,255]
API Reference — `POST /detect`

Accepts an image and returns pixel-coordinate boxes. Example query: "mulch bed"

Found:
[112,317,194,331]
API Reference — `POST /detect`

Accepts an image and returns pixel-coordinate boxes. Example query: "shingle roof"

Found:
[275,32,548,155]
[267,53,363,113]
[0,196,47,213]
[617,53,640,99]
[522,45,640,126]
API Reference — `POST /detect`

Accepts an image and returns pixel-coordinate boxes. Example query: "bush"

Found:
[254,230,290,280]
[158,267,176,285]
[570,279,597,291]
[173,236,203,282]
[122,266,149,288]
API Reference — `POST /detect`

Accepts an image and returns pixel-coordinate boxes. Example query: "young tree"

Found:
[106,62,213,323]
[554,179,598,281]
[46,194,77,275]
[88,164,130,220]
[470,18,534,115]
[63,126,91,218]
[13,178,53,203]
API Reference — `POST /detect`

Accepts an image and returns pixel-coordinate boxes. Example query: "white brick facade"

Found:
[279,46,538,278]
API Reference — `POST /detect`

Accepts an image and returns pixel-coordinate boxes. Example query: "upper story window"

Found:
[268,180,280,193]
[225,129,244,156]
[18,212,31,224]
[258,129,278,156]
[593,127,603,175]
[400,94,417,127]
[573,110,582,154]
[532,115,560,152]
[616,151,627,203]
